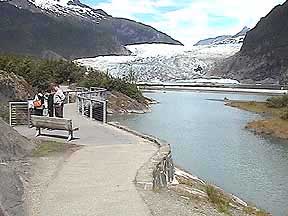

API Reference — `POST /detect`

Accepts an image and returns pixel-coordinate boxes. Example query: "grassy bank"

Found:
[227,96,288,139]
[173,168,270,216]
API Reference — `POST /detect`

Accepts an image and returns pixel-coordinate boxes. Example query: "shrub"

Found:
[78,69,144,102]
[206,185,231,214]
[0,54,85,91]
[0,54,144,102]
[281,108,288,120]
[266,94,288,108]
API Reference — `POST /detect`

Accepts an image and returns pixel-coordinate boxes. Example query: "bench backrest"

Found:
[31,116,72,131]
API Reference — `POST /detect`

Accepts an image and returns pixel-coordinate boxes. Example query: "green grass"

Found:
[206,185,231,215]
[244,206,270,216]
[228,101,288,139]
[228,101,285,117]
[32,141,68,157]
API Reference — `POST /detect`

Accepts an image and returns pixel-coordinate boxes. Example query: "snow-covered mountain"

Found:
[76,43,241,83]
[194,27,251,46]
[0,0,182,59]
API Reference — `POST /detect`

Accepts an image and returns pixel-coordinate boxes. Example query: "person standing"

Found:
[33,93,45,116]
[47,84,55,117]
[53,84,66,118]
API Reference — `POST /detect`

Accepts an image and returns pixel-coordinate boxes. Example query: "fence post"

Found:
[103,100,107,123]
[9,102,12,126]
[27,103,31,128]
[90,100,93,120]
[81,98,85,116]
[67,92,70,104]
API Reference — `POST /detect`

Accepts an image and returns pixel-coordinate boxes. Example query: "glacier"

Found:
[76,43,241,83]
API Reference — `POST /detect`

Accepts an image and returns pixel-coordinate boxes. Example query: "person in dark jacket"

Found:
[48,93,54,117]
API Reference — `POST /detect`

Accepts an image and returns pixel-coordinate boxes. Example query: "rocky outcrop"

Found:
[0,118,34,161]
[107,91,151,114]
[0,70,33,102]
[211,1,288,84]
[0,118,35,216]
[0,166,25,216]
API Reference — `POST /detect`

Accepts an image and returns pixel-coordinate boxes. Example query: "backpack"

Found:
[33,100,42,108]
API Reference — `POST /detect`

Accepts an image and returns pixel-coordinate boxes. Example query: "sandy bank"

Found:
[227,101,288,140]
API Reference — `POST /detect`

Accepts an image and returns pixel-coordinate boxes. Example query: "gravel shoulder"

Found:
[23,142,81,216]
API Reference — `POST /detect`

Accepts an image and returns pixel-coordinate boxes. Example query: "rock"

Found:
[107,91,150,114]
[0,166,25,216]
[0,118,35,161]
[0,118,34,216]
[0,70,33,102]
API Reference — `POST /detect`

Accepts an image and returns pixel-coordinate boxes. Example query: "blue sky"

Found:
[82,0,285,45]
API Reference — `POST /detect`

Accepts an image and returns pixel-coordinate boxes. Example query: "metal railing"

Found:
[8,87,108,126]
[9,101,30,127]
[76,87,108,123]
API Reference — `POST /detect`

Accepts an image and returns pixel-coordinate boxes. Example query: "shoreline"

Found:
[108,121,270,216]
[227,100,288,140]
[141,86,287,96]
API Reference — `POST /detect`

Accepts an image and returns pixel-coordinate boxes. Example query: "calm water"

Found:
[111,90,288,216]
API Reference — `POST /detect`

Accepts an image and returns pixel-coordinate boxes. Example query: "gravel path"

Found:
[17,103,158,216]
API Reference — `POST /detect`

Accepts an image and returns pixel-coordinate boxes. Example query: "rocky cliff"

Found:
[210,1,288,84]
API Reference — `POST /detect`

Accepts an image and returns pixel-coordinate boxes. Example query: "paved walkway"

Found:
[17,104,158,216]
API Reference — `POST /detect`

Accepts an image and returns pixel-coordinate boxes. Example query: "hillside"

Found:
[0,0,182,60]
[210,1,288,84]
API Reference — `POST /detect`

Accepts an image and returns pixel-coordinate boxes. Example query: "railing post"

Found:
[9,102,12,126]
[27,102,31,128]
[90,100,93,120]
[77,96,79,114]
[76,87,108,123]
[67,92,70,104]
[103,100,107,123]
[81,98,85,116]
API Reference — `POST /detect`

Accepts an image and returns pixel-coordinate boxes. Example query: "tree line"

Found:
[0,54,143,101]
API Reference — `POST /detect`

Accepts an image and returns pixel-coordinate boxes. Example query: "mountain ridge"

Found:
[210,1,288,84]
[194,26,250,46]
[0,0,182,60]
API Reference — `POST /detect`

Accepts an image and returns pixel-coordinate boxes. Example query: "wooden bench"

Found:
[30,116,79,141]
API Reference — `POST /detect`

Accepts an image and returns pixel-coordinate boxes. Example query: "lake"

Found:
[111,90,288,216]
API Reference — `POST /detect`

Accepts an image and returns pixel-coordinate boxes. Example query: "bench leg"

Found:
[36,128,41,137]
[67,131,73,142]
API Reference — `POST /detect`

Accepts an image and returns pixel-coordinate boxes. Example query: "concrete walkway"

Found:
[17,104,158,216]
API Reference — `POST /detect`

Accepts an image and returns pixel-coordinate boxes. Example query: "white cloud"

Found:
[92,0,286,45]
